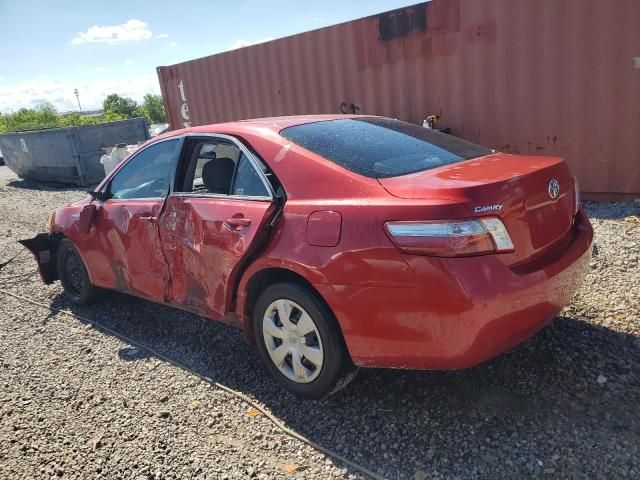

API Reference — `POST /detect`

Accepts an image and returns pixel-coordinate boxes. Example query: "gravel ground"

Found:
[0,165,638,479]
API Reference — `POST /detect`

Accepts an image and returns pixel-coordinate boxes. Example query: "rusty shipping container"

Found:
[157,0,640,199]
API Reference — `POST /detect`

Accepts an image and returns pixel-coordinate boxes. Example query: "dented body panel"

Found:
[22,116,594,371]
[158,195,276,322]
[86,199,170,302]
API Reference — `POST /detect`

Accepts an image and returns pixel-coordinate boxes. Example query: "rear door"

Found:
[158,135,276,320]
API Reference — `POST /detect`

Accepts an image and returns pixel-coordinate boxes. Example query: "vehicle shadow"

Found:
[6,178,88,193]
[48,291,640,479]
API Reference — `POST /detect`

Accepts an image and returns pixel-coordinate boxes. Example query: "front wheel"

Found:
[57,238,100,305]
[253,282,357,399]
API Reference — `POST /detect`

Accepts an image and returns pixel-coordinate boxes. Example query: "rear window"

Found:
[280,117,493,178]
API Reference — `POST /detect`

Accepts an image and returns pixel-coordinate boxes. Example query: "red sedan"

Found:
[22,116,593,399]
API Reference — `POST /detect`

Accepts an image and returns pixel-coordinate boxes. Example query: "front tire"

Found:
[57,238,100,305]
[253,282,357,399]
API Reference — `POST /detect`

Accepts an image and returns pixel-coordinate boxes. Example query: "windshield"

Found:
[280,117,493,178]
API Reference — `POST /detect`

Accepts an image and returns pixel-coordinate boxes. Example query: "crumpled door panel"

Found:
[159,196,274,320]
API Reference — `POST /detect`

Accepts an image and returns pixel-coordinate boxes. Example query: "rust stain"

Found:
[378,4,427,41]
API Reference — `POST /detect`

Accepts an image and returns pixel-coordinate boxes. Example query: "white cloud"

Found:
[0,75,161,113]
[95,66,109,72]
[124,59,135,65]
[156,33,169,39]
[231,37,274,49]
[168,41,177,48]
[71,19,153,45]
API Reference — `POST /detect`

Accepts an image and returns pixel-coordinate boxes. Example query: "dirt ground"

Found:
[0,165,638,479]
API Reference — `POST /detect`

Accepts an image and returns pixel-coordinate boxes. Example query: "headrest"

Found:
[202,158,235,194]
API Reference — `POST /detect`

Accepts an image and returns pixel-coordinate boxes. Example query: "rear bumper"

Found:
[317,210,593,369]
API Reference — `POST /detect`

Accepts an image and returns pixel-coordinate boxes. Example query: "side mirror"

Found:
[87,189,110,201]
[77,204,97,234]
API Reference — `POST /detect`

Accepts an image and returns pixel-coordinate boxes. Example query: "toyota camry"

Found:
[21,115,593,398]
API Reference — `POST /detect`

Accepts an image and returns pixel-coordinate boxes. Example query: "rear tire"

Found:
[253,282,357,399]
[57,238,100,305]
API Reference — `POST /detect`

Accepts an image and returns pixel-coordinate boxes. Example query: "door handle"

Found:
[224,217,251,231]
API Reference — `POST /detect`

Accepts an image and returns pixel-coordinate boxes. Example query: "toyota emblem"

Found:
[548,178,560,199]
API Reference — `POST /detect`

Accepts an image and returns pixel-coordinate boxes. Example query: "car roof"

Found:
[155,114,374,140]
[145,114,387,201]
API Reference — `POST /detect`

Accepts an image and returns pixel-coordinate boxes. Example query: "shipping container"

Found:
[157,0,640,199]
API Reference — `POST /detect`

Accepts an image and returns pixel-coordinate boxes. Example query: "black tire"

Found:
[57,238,100,305]
[253,282,357,399]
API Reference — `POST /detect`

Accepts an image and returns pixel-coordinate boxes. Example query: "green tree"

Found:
[59,112,82,126]
[139,94,166,124]
[103,109,127,122]
[0,93,160,132]
[79,116,98,125]
[39,103,58,123]
[3,103,59,131]
[102,94,139,119]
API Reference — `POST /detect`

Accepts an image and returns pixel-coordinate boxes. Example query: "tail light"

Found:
[384,217,514,257]
[573,175,581,214]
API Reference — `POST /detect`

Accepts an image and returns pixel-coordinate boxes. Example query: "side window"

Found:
[232,154,270,197]
[178,139,271,198]
[109,139,178,199]
[187,142,240,194]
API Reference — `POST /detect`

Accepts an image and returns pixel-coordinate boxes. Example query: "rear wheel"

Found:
[57,238,100,305]
[253,282,357,399]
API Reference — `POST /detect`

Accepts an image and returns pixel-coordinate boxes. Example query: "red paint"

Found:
[36,116,593,371]
[378,154,576,265]
[157,196,275,321]
[316,210,592,368]
[76,204,97,234]
[307,211,342,247]
[85,199,170,302]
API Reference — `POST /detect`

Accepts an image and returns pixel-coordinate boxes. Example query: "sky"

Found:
[0,0,417,113]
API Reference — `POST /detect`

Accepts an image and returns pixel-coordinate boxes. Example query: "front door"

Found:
[86,138,180,302]
[158,137,276,320]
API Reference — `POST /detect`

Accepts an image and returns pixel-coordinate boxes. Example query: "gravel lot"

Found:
[0,165,638,479]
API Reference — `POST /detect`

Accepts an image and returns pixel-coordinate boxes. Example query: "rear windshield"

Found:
[280,117,493,178]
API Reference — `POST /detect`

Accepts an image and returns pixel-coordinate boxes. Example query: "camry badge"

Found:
[474,204,503,214]
[548,178,560,199]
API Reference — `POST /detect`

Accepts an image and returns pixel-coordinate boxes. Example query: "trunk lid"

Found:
[378,153,576,265]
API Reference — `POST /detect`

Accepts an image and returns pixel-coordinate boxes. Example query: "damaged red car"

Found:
[22,116,593,399]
